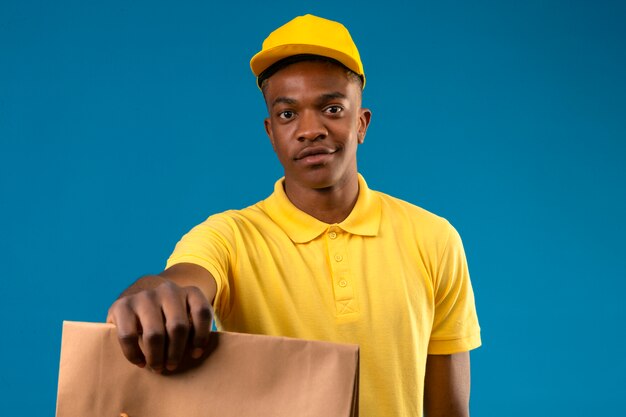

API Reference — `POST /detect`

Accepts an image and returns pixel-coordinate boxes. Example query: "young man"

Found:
[108,14,481,417]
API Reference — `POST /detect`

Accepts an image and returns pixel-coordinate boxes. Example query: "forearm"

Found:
[423,352,471,417]
[160,263,217,304]
[424,406,469,417]
[117,263,216,303]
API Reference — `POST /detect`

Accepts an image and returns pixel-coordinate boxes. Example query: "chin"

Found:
[297,169,348,190]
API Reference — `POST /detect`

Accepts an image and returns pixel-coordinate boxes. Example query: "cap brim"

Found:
[250,44,364,87]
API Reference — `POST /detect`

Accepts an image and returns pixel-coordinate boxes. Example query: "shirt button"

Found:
[334,254,343,262]
[338,279,348,287]
[329,231,337,239]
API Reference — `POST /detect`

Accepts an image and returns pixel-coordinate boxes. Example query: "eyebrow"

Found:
[319,92,347,101]
[272,97,297,107]
[271,91,348,108]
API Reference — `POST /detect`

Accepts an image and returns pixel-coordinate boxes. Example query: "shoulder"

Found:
[192,202,274,237]
[374,189,454,237]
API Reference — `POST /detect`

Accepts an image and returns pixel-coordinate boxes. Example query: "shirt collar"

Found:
[260,174,382,243]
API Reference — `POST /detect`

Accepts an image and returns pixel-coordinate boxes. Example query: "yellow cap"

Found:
[250,14,365,88]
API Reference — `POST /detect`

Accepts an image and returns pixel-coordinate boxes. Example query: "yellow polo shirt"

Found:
[166,174,481,417]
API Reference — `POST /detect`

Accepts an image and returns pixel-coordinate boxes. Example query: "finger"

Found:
[134,292,167,372]
[159,285,190,371]
[109,300,146,367]
[186,286,213,358]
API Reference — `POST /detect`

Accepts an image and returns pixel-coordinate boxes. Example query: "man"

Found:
[107,14,481,417]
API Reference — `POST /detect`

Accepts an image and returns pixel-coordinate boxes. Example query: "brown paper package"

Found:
[56,321,359,417]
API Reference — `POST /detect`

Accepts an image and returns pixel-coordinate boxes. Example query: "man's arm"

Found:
[423,352,471,417]
[106,263,217,373]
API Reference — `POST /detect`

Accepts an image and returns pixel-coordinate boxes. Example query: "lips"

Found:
[294,146,337,160]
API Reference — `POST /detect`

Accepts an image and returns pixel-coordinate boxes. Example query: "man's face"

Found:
[263,61,371,191]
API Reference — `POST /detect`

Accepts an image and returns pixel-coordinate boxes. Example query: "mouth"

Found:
[294,146,338,161]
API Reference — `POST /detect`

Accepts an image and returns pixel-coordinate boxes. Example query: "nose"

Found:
[296,110,327,142]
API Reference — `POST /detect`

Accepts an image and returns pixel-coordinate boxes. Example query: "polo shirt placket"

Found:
[326,225,358,317]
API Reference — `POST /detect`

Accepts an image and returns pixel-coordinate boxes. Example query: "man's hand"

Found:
[106,263,216,373]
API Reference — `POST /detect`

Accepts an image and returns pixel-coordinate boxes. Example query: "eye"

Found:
[278,110,295,120]
[324,105,343,115]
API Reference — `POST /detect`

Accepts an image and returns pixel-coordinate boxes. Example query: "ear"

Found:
[264,117,276,151]
[357,108,372,144]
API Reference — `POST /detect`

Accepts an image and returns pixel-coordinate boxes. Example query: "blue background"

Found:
[1,1,625,415]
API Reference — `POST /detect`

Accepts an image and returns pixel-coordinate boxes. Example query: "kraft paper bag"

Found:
[56,321,359,417]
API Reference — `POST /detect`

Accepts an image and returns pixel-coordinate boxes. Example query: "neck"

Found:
[283,172,360,224]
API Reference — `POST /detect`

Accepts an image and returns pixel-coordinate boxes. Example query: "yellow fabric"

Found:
[166,174,481,417]
[249,14,366,87]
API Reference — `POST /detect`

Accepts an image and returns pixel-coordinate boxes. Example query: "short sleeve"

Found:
[165,214,235,320]
[428,224,482,354]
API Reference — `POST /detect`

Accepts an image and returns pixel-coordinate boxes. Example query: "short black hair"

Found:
[258,54,364,93]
